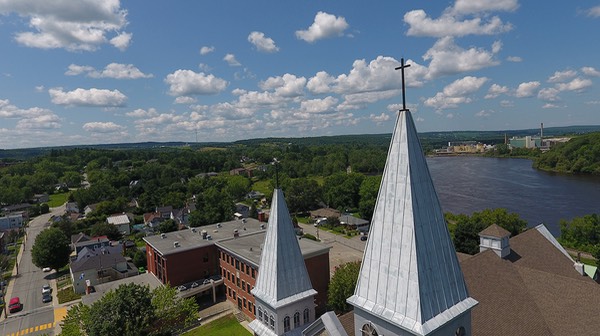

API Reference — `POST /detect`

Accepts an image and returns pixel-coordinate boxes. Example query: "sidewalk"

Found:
[0,242,25,322]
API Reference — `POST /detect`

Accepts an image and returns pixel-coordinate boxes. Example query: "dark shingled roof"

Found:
[479,224,510,238]
[461,227,600,336]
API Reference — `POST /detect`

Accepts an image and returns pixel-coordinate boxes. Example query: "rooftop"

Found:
[143,217,266,256]
[216,231,330,268]
[479,224,511,238]
[107,214,130,225]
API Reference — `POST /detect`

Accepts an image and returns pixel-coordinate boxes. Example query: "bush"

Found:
[302,233,319,241]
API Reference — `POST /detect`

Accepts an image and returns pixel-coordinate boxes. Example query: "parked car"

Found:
[42,284,52,295]
[42,293,52,303]
[360,235,368,241]
[42,267,51,272]
[8,297,22,313]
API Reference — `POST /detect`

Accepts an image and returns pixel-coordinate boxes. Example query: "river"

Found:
[426,156,600,237]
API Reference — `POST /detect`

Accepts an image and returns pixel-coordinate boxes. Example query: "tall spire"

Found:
[347,110,477,335]
[250,189,317,335]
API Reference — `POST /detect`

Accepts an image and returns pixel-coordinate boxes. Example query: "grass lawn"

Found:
[183,314,251,336]
[47,192,70,207]
[57,287,81,304]
[251,180,272,197]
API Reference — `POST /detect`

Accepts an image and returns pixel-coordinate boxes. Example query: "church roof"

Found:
[347,111,477,335]
[479,224,510,238]
[252,188,317,309]
[462,225,600,336]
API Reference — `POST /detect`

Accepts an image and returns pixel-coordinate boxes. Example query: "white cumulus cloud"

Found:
[83,121,126,133]
[485,84,509,99]
[259,74,306,97]
[515,81,540,98]
[556,78,592,92]
[223,54,241,66]
[548,70,577,83]
[450,0,519,15]
[295,12,349,43]
[200,46,215,55]
[0,0,131,51]
[164,70,228,96]
[49,88,127,107]
[66,63,153,79]
[507,56,522,62]
[404,10,512,37]
[248,31,279,53]
[586,5,600,18]
[582,66,600,77]
[126,108,158,118]
[424,76,488,110]
[423,37,500,79]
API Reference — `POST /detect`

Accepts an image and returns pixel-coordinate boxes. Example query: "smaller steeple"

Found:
[249,189,317,336]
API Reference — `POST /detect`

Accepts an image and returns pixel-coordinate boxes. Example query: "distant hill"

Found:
[2,125,600,160]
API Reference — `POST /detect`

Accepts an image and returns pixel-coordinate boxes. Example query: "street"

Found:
[0,205,65,336]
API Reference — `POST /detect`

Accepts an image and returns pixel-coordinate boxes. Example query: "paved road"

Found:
[298,223,366,277]
[0,205,65,336]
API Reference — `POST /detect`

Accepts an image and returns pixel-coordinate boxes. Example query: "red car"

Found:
[8,297,22,313]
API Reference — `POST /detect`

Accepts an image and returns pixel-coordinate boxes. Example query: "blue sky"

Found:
[1,1,599,149]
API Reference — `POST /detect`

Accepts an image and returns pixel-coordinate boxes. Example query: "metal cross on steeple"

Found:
[395,58,411,112]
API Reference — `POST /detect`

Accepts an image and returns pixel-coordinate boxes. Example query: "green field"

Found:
[47,192,70,207]
[183,314,251,336]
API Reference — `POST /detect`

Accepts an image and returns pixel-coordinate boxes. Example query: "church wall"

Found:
[354,306,472,336]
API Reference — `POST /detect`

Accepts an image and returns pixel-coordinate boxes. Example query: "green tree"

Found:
[31,227,70,271]
[284,178,321,214]
[226,175,251,201]
[86,283,155,336]
[158,219,178,234]
[90,222,123,241]
[59,283,198,336]
[59,302,90,336]
[151,286,199,334]
[452,208,527,254]
[40,203,50,214]
[328,261,360,313]
[358,175,381,221]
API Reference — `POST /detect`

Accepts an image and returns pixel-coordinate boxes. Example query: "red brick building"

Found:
[144,218,267,286]
[217,232,330,320]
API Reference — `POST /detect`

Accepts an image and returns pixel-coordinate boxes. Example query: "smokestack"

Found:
[540,123,544,148]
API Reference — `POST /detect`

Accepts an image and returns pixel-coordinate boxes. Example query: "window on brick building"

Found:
[233,291,236,300]
[249,302,253,312]
[237,277,240,287]
[246,266,250,275]
[242,280,246,291]
[243,297,247,308]
[227,287,231,297]
[251,268,256,278]
[235,260,240,270]
[222,267,226,277]
[247,285,251,294]
[241,263,245,273]
[227,271,230,281]
[226,255,230,263]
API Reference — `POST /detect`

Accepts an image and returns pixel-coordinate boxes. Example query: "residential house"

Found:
[156,206,173,219]
[71,234,111,255]
[65,202,79,213]
[338,214,369,232]
[143,212,163,231]
[70,245,138,294]
[32,193,49,203]
[171,202,196,226]
[309,208,340,220]
[0,213,25,231]
[106,213,131,235]
[1,203,31,213]
[83,203,99,216]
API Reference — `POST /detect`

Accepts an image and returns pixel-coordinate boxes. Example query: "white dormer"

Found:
[479,224,511,258]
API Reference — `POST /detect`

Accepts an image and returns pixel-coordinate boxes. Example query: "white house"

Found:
[106,214,131,235]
